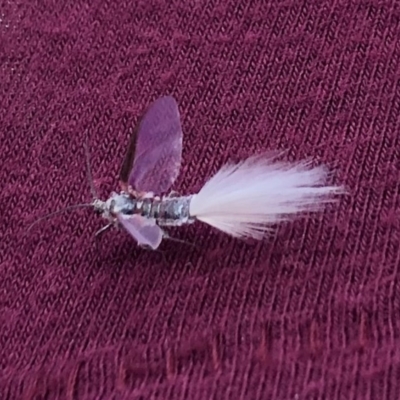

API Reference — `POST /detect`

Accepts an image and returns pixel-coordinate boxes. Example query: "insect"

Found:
[30,96,343,250]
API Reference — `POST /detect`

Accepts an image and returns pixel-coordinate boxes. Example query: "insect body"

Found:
[94,192,193,226]
[92,191,195,249]
[94,192,194,229]
[89,95,343,250]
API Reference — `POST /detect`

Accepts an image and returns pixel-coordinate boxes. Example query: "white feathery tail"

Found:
[189,153,344,239]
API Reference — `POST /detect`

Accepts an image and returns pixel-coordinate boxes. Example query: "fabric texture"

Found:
[1,1,400,399]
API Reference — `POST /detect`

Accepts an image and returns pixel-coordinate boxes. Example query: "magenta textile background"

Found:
[1,1,400,399]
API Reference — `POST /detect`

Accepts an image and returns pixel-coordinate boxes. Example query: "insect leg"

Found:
[95,223,113,237]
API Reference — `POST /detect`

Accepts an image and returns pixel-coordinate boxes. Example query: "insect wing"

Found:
[119,96,183,194]
[117,214,163,250]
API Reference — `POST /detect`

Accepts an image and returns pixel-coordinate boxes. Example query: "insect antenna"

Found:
[83,131,99,200]
[26,132,101,235]
[26,203,94,234]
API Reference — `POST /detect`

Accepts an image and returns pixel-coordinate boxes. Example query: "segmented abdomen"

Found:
[132,196,194,226]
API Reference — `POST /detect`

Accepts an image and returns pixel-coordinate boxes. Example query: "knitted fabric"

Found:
[1,1,400,399]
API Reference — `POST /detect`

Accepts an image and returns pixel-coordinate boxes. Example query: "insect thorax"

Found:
[108,192,195,226]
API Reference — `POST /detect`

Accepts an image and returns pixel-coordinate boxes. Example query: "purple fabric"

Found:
[1,1,400,399]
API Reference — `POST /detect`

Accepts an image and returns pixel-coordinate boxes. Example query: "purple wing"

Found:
[117,214,163,250]
[119,96,183,194]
